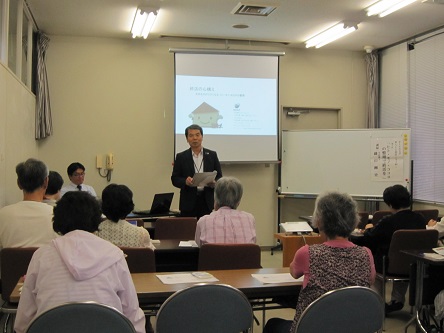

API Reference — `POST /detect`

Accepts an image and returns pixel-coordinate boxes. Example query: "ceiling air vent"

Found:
[231,3,277,16]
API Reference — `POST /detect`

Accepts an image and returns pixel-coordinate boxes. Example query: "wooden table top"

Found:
[10,267,301,304]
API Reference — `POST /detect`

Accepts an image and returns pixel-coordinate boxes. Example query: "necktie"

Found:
[77,185,82,191]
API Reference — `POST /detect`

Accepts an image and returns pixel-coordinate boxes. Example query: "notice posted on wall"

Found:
[370,137,405,181]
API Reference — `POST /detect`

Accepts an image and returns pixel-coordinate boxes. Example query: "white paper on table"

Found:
[179,240,198,247]
[251,273,302,284]
[424,252,444,260]
[156,273,219,284]
[191,171,217,187]
[433,247,444,256]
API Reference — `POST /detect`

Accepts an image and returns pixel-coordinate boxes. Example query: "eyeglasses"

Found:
[72,172,85,177]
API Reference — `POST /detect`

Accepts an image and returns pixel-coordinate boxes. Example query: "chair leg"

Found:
[404,315,416,333]
[382,257,387,331]
[380,280,386,331]
[3,314,11,333]
[270,242,282,255]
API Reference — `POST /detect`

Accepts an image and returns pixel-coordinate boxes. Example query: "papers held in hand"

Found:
[280,221,313,234]
[191,171,217,187]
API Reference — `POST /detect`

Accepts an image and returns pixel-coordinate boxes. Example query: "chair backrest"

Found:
[1,247,38,302]
[295,286,384,333]
[156,284,253,333]
[198,243,261,270]
[387,229,439,275]
[154,217,197,240]
[371,210,392,225]
[357,211,369,229]
[413,209,439,223]
[119,247,156,273]
[25,301,136,333]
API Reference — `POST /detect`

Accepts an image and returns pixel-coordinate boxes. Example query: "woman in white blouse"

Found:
[96,184,155,249]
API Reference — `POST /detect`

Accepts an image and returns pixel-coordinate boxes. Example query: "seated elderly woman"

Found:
[95,184,154,249]
[263,191,376,333]
[14,191,145,333]
[194,176,256,247]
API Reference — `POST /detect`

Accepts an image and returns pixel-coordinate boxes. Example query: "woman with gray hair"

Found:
[194,176,256,247]
[263,191,375,333]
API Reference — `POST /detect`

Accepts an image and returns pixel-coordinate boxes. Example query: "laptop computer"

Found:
[132,192,174,216]
[279,221,313,234]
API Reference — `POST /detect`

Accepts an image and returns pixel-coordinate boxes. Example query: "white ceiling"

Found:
[26,0,444,51]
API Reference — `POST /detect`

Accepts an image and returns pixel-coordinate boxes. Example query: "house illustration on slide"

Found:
[189,102,223,128]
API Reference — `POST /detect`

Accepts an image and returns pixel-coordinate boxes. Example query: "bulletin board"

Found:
[280,129,411,197]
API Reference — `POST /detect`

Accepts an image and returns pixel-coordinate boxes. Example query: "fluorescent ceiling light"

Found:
[305,23,358,49]
[131,8,158,39]
[366,0,417,17]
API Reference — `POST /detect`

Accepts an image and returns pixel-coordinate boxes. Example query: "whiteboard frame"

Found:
[279,129,411,197]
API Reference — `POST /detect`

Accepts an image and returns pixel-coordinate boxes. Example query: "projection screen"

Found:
[173,50,281,163]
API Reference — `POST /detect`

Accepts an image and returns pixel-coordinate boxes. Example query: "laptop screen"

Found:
[150,192,174,214]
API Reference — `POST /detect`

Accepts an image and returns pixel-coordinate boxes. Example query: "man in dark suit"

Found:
[171,124,222,219]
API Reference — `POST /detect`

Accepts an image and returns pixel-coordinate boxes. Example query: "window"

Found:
[21,9,29,84]
[1,0,35,88]
[380,30,444,204]
[7,0,18,73]
[408,33,444,203]
[0,0,6,61]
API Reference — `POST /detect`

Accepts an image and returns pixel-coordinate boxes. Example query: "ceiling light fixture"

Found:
[305,23,358,48]
[366,0,417,17]
[131,7,158,39]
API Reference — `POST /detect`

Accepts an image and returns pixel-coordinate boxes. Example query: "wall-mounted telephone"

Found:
[106,153,114,170]
[96,154,103,169]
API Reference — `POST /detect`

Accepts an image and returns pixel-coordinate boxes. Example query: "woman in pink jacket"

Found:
[14,191,145,333]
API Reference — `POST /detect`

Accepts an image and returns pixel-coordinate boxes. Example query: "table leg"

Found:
[415,260,427,333]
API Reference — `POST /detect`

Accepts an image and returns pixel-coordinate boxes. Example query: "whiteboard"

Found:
[280,129,411,197]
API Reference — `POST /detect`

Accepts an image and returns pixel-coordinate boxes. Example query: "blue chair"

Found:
[156,284,253,333]
[295,286,384,333]
[25,301,136,333]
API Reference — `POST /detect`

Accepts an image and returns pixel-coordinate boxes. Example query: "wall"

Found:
[0,62,38,207]
[33,37,367,246]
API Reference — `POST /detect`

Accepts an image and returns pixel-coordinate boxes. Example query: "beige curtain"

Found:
[35,32,53,140]
[365,51,379,213]
[365,51,379,129]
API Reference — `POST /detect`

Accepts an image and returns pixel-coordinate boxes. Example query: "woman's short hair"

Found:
[46,171,64,195]
[312,191,359,239]
[383,184,411,210]
[15,158,49,193]
[214,177,243,209]
[101,184,134,222]
[53,191,102,235]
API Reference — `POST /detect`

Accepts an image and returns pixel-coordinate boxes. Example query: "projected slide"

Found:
[174,52,280,162]
[176,76,276,135]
